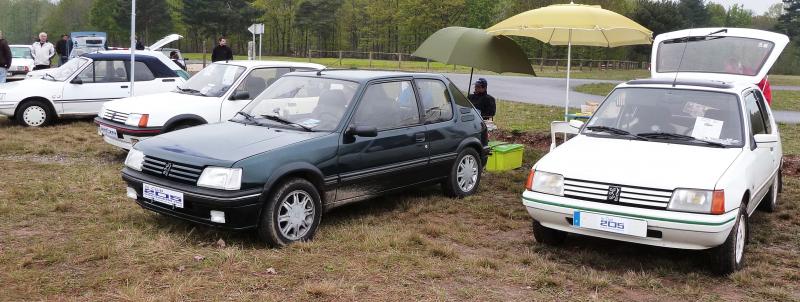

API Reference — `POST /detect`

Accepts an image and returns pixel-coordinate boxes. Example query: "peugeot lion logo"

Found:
[162,163,173,176]
[607,186,622,202]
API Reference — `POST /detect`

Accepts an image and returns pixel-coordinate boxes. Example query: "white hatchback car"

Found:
[0,52,186,127]
[6,45,35,81]
[95,61,324,149]
[522,28,788,275]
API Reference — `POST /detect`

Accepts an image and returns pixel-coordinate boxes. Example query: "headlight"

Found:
[531,171,564,196]
[667,189,725,214]
[197,167,242,190]
[125,113,149,128]
[124,149,145,171]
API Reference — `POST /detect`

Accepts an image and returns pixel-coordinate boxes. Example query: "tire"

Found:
[532,220,567,245]
[758,174,780,213]
[710,206,748,275]
[168,122,199,132]
[16,100,53,127]
[256,178,323,247]
[442,148,482,198]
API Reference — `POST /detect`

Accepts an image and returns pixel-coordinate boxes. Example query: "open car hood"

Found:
[148,34,183,51]
[651,28,789,84]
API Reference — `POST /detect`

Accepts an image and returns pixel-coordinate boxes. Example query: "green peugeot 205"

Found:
[121,70,490,246]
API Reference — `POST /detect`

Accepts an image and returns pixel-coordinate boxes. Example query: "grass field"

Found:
[1,101,799,300]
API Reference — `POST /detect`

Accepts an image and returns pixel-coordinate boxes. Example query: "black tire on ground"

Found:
[710,206,748,275]
[256,178,323,247]
[758,174,780,213]
[442,148,482,198]
[532,220,567,245]
[16,100,53,127]
[168,122,199,132]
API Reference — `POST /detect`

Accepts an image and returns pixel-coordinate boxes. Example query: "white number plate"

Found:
[143,183,184,208]
[573,211,647,237]
[99,125,118,138]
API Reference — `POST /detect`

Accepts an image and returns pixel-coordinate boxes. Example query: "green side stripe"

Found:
[522,197,735,226]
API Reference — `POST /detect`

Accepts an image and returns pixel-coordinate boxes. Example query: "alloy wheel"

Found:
[277,190,316,241]
[457,154,478,192]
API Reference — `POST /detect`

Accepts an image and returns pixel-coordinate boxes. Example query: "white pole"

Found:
[564,29,572,121]
[252,30,255,60]
[129,0,136,96]
[259,31,262,60]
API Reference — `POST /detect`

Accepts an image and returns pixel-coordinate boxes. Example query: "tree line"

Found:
[1,0,799,74]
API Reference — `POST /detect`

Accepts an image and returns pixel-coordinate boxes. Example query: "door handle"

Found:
[415,132,426,143]
[120,85,129,88]
[162,79,176,82]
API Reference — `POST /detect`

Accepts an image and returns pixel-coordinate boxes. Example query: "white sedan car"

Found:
[6,45,35,81]
[522,28,787,275]
[0,52,186,127]
[95,60,324,149]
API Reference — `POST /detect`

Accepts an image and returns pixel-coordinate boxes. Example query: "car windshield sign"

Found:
[239,76,359,132]
[584,87,744,147]
[179,64,246,97]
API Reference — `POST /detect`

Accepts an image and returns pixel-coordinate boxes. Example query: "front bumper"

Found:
[122,168,264,230]
[94,117,164,150]
[522,190,737,250]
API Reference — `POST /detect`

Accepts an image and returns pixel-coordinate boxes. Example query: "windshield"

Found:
[657,36,773,76]
[10,47,31,59]
[47,57,89,81]
[239,76,359,131]
[180,63,245,97]
[584,88,744,147]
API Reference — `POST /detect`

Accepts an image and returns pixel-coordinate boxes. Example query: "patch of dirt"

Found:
[783,155,800,176]
[491,129,551,151]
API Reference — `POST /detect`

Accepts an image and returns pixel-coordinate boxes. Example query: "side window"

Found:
[752,90,772,134]
[415,79,454,124]
[232,68,291,100]
[131,61,155,81]
[95,60,128,83]
[76,63,95,83]
[744,92,767,135]
[352,81,420,130]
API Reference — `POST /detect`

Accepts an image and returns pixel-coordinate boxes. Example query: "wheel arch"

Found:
[260,162,327,205]
[456,137,485,164]
[15,96,58,118]
[163,114,207,132]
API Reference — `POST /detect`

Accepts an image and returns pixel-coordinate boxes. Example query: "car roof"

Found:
[285,69,446,82]
[215,60,325,70]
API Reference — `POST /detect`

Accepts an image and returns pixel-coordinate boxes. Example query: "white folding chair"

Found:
[550,121,580,151]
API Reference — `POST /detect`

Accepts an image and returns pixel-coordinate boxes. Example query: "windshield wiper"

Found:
[637,132,726,148]
[260,114,313,132]
[585,126,647,140]
[234,111,260,125]
[177,87,205,96]
[44,73,56,81]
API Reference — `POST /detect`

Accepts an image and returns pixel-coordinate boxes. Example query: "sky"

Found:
[707,0,782,15]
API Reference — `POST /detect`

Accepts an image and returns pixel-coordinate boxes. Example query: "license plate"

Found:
[99,125,118,138]
[573,211,647,237]
[143,183,184,208]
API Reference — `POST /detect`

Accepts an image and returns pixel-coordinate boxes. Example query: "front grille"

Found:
[102,109,129,124]
[564,178,673,210]
[142,156,204,184]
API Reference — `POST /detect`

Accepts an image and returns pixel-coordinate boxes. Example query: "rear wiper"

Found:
[260,114,313,132]
[585,126,647,140]
[637,132,726,147]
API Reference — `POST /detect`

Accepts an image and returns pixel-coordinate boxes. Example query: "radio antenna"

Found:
[672,28,728,87]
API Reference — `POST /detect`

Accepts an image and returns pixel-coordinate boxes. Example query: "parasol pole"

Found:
[467,67,474,95]
[129,0,136,96]
[564,29,572,121]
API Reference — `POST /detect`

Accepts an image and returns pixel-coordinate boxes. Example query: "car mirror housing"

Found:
[347,125,378,137]
[71,78,83,85]
[230,91,250,101]
[754,133,778,145]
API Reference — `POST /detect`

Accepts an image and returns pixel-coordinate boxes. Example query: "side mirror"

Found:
[754,133,778,145]
[230,91,250,100]
[346,125,378,137]
[569,119,585,129]
[71,77,83,85]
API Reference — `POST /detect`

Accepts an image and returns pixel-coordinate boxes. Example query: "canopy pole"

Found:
[467,67,474,95]
[129,0,136,96]
[564,29,572,121]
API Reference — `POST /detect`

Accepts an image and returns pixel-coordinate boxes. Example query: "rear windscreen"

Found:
[657,36,774,76]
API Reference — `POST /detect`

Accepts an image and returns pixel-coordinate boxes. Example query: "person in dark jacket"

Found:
[0,31,11,83]
[55,34,69,66]
[468,78,496,120]
[211,37,233,62]
[135,36,145,50]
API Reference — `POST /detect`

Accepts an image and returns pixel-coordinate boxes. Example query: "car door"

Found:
[335,79,429,202]
[415,78,459,178]
[220,67,291,121]
[61,59,131,115]
[743,90,774,210]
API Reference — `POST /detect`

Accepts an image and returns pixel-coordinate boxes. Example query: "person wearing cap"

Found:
[468,78,496,120]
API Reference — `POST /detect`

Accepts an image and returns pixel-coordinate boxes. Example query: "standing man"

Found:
[135,36,145,50]
[55,34,70,66]
[0,31,12,83]
[468,78,496,120]
[31,32,55,70]
[211,37,233,62]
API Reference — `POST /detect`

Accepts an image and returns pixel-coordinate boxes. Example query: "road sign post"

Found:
[248,23,265,61]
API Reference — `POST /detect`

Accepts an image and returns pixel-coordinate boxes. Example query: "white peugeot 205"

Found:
[522,28,787,275]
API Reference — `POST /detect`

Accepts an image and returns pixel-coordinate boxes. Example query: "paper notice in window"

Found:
[691,117,724,139]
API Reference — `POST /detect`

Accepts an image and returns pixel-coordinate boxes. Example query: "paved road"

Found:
[443,72,800,124]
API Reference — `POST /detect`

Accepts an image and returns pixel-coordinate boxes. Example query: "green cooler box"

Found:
[486,141,524,171]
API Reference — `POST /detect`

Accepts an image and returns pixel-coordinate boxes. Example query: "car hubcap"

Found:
[735,214,746,264]
[457,154,478,192]
[277,190,315,241]
[23,106,46,126]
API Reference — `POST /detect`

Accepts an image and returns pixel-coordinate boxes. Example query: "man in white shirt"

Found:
[31,32,55,70]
